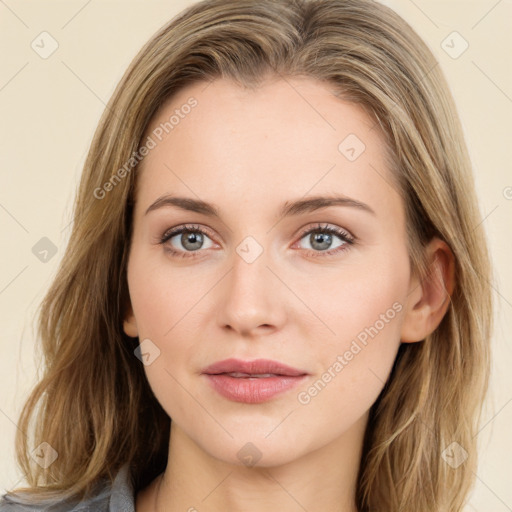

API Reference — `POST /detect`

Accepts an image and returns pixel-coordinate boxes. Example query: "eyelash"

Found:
[158,223,355,259]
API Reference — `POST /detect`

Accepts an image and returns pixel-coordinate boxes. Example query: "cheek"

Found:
[126,253,212,416]
[290,290,404,455]
[126,249,211,338]
[290,253,407,414]
[292,251,408,352]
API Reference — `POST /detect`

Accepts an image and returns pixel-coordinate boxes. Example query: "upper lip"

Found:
[202,358,308,376]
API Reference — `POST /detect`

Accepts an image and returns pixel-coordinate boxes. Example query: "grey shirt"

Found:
[0,464,135,512]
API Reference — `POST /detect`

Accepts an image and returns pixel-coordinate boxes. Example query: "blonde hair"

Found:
[6,0,492,510]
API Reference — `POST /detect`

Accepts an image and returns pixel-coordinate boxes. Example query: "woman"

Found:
[0,0,492,510]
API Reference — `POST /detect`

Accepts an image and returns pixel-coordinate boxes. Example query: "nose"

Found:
[216,242,286,337]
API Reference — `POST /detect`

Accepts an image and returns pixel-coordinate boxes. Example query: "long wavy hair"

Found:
[5,0,493,510]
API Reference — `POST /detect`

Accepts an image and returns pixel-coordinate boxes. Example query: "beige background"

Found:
[0,0,510,510]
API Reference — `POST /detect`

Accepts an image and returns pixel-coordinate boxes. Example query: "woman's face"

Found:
[124,77,416,467]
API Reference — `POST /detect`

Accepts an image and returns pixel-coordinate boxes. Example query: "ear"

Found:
[400,237,455,343]
[123,301,139,338]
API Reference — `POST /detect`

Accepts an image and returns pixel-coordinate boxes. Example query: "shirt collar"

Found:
[109,463,135,512]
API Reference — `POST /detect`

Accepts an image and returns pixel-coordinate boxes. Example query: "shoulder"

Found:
[0,464,134,512]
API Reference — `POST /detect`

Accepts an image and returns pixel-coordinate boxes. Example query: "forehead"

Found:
[134,77,401,221]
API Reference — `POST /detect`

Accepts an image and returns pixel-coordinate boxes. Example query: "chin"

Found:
[199,434,310,470]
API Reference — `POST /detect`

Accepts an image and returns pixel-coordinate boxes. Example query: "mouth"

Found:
[202,358,308,403]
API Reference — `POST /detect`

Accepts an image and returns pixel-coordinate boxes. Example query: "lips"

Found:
[202,358,308,403]
[201,358,307,377]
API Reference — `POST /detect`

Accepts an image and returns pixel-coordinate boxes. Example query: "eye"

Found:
[294,223,355,257]
[159,224,215,259]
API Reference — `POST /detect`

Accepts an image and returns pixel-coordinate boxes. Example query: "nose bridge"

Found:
[217,234,282,334]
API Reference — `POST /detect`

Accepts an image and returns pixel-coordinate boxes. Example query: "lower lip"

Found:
[204,374,307,403]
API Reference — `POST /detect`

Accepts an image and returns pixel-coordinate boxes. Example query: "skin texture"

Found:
[123,77,454,512]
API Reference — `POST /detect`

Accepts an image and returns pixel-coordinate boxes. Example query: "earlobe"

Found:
[123,303,139,338]
[400,238,455,343]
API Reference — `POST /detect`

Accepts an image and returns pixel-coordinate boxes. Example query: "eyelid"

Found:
[294,223,354,244]
[160,223,216,242]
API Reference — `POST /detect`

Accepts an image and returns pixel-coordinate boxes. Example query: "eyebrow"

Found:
[144,193,376,218]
